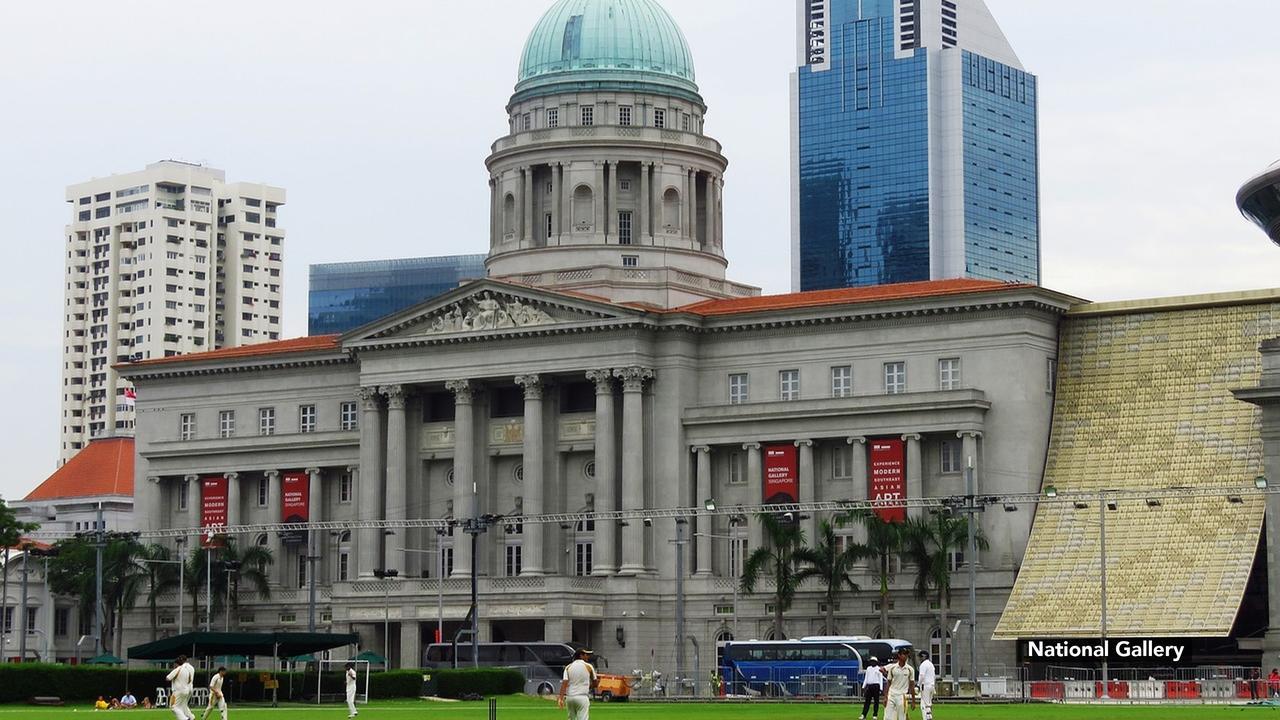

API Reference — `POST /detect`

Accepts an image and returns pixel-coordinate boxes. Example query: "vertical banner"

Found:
[805,0,830,72]
[763,444,800,506]
[280,471,310,545]
[200,476,229,548]
[869,439,907,523]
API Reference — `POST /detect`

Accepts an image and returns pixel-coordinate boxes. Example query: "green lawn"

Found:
[0,697,1271,719]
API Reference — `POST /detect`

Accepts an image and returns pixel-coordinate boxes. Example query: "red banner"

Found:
[869,439,907,523]
[200,476,229,548]
[281,471,310,545]
[763,444,799,506]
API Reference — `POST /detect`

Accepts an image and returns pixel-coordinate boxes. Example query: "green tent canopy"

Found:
[354,650,386,665]
[288,653,316,662]
[86,654,125,665]
[127,632,358,661]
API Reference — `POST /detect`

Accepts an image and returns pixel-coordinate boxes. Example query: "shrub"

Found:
[433,668,525,698]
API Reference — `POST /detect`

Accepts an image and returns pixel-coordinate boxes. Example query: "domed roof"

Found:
[517,0,698,98]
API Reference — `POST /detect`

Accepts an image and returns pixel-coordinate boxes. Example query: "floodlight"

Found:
[1045,485,1058,498]
[1256,476,1269,490]
[704,499,717,512]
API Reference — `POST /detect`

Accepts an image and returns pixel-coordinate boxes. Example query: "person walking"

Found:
[917,651,936,720]
[1268,668,1280,698]
[557,648,599,720]
[859,656,884,720]
[345,662,359,718]
[165,654,196,720]
[201,667,228,720]
[883,648,916,720]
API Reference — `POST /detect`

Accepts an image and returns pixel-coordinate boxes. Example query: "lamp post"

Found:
[461,515,497,669]
[223,561,241,632]
[372,567,399,668]
[673,518,688,696]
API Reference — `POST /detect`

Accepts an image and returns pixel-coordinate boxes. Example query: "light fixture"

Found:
[1073,501,1090,510]
[1228,495,1244,505]
[1003,503,1018,513]
[1256,476,1269,490]
[1146,498,1162,507]
[643,518,653,528]
[1106,501,1118,511]
[704,498,717,512]
[1045,485,1058,498]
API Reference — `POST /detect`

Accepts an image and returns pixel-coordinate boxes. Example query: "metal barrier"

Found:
[1063,681,1095,700]
[1129,680,1165,699]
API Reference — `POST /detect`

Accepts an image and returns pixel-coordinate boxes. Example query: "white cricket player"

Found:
[345,662,359,718]
[557,648,599,720]
[201,667,228,720]
[917,650,937,720]
[165,654,196,720]
[883,648,917,720]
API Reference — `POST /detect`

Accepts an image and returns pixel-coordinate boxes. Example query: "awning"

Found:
[127,632,358,661]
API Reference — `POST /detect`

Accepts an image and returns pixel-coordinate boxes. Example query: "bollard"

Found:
[489,697,498,720]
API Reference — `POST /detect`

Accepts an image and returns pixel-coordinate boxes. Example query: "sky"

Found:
[1,0,1278,501]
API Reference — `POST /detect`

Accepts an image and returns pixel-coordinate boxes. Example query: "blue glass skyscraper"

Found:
[308,255,487,334]
[792,0,1039,290]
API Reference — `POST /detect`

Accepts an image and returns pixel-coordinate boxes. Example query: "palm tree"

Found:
[740,514,806,640]
[844,510,905,637]
[218,540,273,629]
[143,544,181,641]
[901,512,989,679]
[795,520,868,635]
[48,535,148,654]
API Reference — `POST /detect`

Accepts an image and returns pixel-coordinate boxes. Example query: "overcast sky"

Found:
[1,0,1278,502]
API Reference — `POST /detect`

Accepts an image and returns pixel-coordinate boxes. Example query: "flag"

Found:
[123,388,136,407]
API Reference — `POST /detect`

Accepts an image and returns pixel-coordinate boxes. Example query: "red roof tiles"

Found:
[125,335,342,368]
[675,279,1031,317]
[24,437,134,501]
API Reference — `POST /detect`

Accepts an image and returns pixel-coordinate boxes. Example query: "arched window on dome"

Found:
[572,185,594,232]
[662,188,682,232]
[503,193,516,239]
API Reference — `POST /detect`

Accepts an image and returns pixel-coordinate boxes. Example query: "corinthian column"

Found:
[523,167,535,246]
[357,387,383,578]
[615,366,654,575]
[639,163,651,241]
[306,467,323,584]
[689,169,699,245]
[223,472,240,531]
[704,174,716,248]
[692,446,712,576]
[593,162,606,234]
[744,443,763,551]
[796,439,816,540]
[383,385,407,572]
[265,470,284,586]
[447,380,476,578]
[515,375,545,575]
[903,434,923,519]
[587,370,617,575]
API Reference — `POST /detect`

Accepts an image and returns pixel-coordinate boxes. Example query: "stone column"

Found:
[796,440,816,540]
[693,446,712,576]
[587,370,618,575]
[357,387,384,578]
[593,162,606,233]
[551,164,561,243]
[399,620,420,672]
[681,168,691,239]
[903,434,923,518]
[959,431,981,493]
[689,169,699,245]
[607,161,620,239]
[616,366,653,575]
[306,467,323,584]
[489,177,498,247]
[715,177,724,246]
[849,437,868,500]
[265,470,285,586]
[560,163,572,239]
[744,443,763,551]
[639,162,651,241]
[447,380,475,578]
[523,167,535,246]
[184,474,198,522]
[223,472,240,531]
[383,385,407,573]
[705,174,716,248]
[515,375,546,575]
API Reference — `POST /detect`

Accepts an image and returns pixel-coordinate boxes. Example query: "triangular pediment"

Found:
[343,280,637,343]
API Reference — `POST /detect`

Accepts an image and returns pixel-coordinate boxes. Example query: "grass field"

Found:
[1,697,1271,719]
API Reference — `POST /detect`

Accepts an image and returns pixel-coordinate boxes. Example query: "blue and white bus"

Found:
[718,636,914,697]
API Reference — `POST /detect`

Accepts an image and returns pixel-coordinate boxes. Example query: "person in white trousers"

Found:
[201,667,228,720]
[165,654,196,720]
[557,648,599,720]
[345,662,359,718]
[917,651,937,720]
[882,649,917,720]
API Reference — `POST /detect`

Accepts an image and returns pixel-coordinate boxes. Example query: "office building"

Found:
[60,161,286,462]
[308,255,487,335]
[792,0,1040,291]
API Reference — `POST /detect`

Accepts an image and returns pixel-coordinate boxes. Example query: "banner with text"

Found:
[200,476,229,548]
[869,438,907,523]
[763,443,800,507]
[804,0,831,71]
[280,471,310,545]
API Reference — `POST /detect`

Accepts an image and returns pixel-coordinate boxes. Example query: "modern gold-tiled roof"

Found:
[994,292,1280,639]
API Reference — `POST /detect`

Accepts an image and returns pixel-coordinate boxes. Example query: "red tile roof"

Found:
[675,279,1033,317]
[24,437,134,501]
[125,335,342,368]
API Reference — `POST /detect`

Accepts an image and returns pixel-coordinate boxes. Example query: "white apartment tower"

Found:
[60,161,286,463]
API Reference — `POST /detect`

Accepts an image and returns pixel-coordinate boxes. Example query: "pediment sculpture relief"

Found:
[424,292,557,334]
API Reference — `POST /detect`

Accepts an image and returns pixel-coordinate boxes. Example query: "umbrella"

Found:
[87,654,126,665]
[354,651,386,665]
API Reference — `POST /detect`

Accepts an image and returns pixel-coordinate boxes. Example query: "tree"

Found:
[795,519,868,635]
[142,544,181,641]
[218,540,273,630]
[47,534,147,655]
[0,499,40,644]
[901,511,989,679]
[740,514,806,640]
[844,510,905,637]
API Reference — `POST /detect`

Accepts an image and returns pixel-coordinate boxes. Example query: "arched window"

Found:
[930,627,954,677]
[572,185,594,230]
[503,194,516,236]
[714,629,734,644]
[334,531,352,581]
[662,188,681,230]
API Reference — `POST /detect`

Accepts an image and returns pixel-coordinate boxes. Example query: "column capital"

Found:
[264,470,280,480]
[691,445,711,455]
[346,465,359,475]
[445,379,475,404]
[956,431,984,440]
[380,385,407,410]
[794,439,814,448]
[514,374,544,400]
[305,467,322,476]
[614,366,654,392]
[742,442,762,451]
[901,433,923,442]
[184,474,199,483]
[848,436,868,445]
[224,472,240,482]
[147,476,162,485]
[358,386,381,411]
[586,369,615,394]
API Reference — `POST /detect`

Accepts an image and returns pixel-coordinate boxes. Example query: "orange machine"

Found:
[595,674,632,702]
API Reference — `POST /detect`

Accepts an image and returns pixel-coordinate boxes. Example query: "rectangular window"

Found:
[179,478,190,511]
[575,541,593,576]
[339,472,353,503]
[779,369,800,401]
[545,213,554,242]
[832,446,852,479]
[884,362,907,395]
[618,105,632,126]
[504,544,523,577]
[338,552,350,582]
[939,358,961,391]
[219,410,236,438]
[179,413,196,441]
[621,254,639,268]
[258,407,275,436]
[831,366,853,398]
[25,607,36,632]
[522,113,531,131]
[340,401,358,431]
[940,440,961,474]
[682,115,691,132]
[442,546,455,577]
[618,211,633,245]
[546,108,559,128]
[728,373,749,405]
[654,108,666,128]
[729,536,748,578]
[299,404,317,433]
[727,452,745,485]
[1047,358,1058,394]
[580,106,594,126]
[55,607,70,637]
[297,554,307,588]
[257,476,269,507]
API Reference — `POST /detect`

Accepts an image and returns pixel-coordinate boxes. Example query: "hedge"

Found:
[433,668,525,698]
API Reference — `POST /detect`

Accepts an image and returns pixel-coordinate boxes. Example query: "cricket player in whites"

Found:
[884,648,917,720]
[917,651,936,720]
[201,667,228,720]
[166,654,196,720]
[557,648,599,720]
[345,662,359,718]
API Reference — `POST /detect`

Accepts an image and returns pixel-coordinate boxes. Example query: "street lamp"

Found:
[223,560,242,632]
[372,567,399,668]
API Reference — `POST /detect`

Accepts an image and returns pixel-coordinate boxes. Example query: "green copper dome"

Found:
[517,0,699,100]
